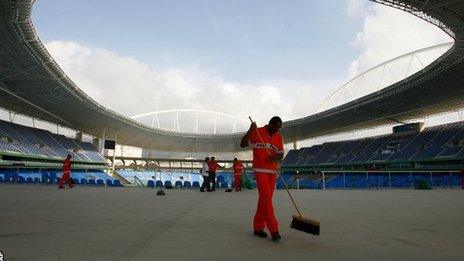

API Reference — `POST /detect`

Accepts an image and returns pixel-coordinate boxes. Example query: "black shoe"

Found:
[271,232,282,242]
[253,230,267,238]
[200,190,205,192]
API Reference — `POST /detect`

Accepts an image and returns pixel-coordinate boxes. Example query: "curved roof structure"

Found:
[316,42,454,113]
[0,0,463,152]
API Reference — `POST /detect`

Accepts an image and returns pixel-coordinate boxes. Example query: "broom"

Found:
[248,116,320,235]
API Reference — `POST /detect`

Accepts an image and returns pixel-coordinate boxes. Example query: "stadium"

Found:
[0,0,463,260]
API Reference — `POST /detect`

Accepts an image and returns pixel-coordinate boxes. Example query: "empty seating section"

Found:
[282,150,301,165]
[307,142,344,165]
[390,127,440,161]
[351,136,390,164]
[369,134,415,162]
[274,171,462,189]
[0,169,122,186]
[283,121,464,167]
[296,146,323,165]
[0,139,21,153]
[78,142,106,162]
[0,119,106,163]
[0,169,460,189]
[0,121,47,156]
[412,123,461,160]
[115,171,250,189]
[437,128,464,156]
[325,141,357,164]
[336,139,372,165]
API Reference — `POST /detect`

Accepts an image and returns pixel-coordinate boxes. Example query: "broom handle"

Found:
[248,117,303,217]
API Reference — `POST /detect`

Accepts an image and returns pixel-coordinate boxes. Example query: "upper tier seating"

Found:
[0,119,106,163]
[283,121,464,167]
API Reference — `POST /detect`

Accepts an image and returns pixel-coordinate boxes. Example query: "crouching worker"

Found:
[59,154,73,189]
[241,116,284,241]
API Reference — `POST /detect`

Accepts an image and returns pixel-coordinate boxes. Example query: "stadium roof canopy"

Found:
[0,0,463,152]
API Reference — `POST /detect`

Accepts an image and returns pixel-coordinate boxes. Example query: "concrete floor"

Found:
[0,184,463,261]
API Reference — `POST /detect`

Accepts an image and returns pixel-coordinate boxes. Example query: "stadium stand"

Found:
[0,120,106,163]
[281,121,464,189]
[275,171,462,189]
[0,120,122,187]
[283,121,464,169]
[0,169,121,187]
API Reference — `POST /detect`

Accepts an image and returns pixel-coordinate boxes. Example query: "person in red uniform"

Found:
[232,158,244,191]
[208,156,223,191]
[59,154,73,189]
[241,116,284,241]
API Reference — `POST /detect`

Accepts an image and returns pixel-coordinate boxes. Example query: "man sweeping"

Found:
[58,154,73,189]
[232,158,244,191]
[241,116,284,241]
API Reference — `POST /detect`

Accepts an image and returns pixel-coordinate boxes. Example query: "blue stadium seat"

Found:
[18,177,25,183]
[164,181,172,188]
[41,173,49,183]
[0,176,4,182]
[147,180,155,188]
[72,178,79,184]
[96,179,104,186]
[26,177,33,183]
[3,173,11,182]
[217,175,225,183]
[155,180,163,187]
[49,173,57,184]
[220,182,228,188]
[113,180,122,187]
[175,181,182,187]
[33,177,40,183]
[192,181,200,187]
[80,178,87,185]
[88,179,96,185]
[183,181,191,187]
[106,179,113,186]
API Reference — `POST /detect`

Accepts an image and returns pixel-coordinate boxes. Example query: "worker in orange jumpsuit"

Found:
[241,116,284,241]
[208,156,223,191]
[232,158,244,191]
[58,154,73,189]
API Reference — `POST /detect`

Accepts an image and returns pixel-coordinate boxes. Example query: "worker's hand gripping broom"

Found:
[248,116,320,235]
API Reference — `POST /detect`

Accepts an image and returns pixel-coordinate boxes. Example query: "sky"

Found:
[30,0,453,137]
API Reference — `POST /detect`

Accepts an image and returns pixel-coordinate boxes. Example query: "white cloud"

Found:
[347,0,370,18]
[347,1,453,78]
[45,40,324,132]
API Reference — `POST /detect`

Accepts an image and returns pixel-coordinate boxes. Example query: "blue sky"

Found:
[33,0,363,85]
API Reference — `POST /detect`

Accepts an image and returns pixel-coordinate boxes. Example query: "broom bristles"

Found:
[290,215,320,235]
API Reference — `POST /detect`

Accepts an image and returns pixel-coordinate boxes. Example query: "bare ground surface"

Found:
[0,184,463,261]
